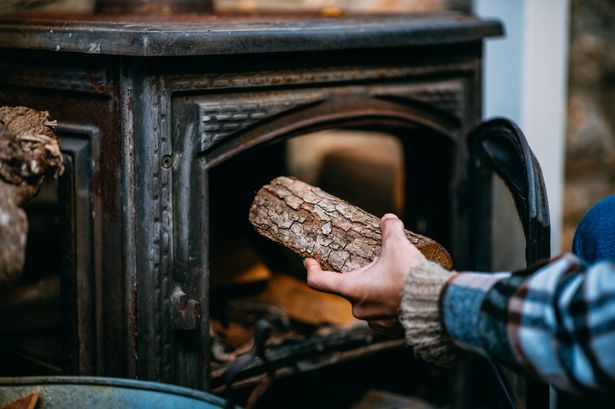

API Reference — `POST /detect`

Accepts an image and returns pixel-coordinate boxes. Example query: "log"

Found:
[249,176,452,273]
[0,106,63,290]
[2,391,41,409]
[259,273,356,326]
[210,239,272,289]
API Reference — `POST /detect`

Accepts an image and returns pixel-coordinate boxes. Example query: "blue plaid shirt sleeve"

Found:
[441,253,615,393]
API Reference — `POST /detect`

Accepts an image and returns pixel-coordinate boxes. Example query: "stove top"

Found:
[0,11,502,56]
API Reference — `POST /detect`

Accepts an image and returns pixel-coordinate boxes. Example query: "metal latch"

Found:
[170,286,201,330]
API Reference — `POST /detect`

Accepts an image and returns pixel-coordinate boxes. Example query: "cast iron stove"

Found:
[0,7,550,409]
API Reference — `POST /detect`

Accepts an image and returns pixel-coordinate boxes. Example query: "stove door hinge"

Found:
[170,286,201,330]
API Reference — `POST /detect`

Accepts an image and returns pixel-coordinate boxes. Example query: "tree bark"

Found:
[249,176,452,273]
[0,106,63,290]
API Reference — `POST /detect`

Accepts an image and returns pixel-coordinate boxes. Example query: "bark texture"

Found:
[0,106,63,291]
[249,176,453,273]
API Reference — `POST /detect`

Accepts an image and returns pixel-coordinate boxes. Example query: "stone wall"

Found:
[561,0,615,251]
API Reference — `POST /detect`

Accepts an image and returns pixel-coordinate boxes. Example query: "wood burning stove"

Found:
[0,10,550,409]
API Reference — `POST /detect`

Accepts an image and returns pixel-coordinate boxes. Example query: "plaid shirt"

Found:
[441,253,615,393]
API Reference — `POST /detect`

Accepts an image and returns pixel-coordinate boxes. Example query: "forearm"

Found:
[446,254,615,393]
[400,253,615,394]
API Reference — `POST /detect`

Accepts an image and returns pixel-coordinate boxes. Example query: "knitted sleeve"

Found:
[398,259,463,366]
[399,259,507,366]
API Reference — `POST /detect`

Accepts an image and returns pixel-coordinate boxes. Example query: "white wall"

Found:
[474,0,570,255]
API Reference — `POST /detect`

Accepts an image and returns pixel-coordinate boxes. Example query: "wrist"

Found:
[399,259,465,366]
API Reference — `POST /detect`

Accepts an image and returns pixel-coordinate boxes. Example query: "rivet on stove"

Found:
[161,154,173,169]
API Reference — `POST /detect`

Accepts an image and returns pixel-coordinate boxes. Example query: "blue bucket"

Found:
[0,376,232,408]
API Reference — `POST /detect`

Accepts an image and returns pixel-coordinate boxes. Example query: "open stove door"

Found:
[459,118,551,409]
[465,117,550,268]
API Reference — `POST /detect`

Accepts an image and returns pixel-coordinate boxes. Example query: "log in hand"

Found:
[249,176,451,335]
[304,213,426,337]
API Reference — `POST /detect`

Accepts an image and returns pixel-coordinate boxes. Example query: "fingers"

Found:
[367,318,399,329]
[368,320,405,338]
[304,258,350,298]
[380,213,405,240]
[380,212,401,229]
[380,213,408,257]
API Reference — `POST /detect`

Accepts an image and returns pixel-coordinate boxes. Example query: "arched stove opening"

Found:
[205,120,455,408]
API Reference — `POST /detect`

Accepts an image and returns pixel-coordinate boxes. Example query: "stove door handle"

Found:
[465,118,551,409]
[467,117,550,265]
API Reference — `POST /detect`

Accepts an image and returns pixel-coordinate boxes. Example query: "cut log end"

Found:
[0,106,64,204]
[249,176,453,273]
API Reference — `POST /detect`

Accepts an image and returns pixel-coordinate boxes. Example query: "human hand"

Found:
[304,213,427,336]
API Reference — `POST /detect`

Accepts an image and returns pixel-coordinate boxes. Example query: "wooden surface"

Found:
[2,391,41,409]
[249,176,452,272]
[259,274,356,326]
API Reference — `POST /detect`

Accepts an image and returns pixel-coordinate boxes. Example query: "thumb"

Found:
[305,258,351,298]
[380,213,407,255]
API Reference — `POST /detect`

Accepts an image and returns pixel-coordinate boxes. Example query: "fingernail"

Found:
[382,213,398,220]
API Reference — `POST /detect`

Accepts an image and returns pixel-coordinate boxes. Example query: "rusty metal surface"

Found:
[0,39,477,389]
[0,12,502,56]
[0,377,228,408]
[171,287,201,331]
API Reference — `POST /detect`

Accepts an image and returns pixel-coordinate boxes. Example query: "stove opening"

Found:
[207,127,454,408]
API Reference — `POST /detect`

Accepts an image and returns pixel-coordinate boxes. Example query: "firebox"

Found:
[0,10,550,409]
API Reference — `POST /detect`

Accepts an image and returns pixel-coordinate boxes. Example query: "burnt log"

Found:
[0,106,63,290]
[249,176,452,273]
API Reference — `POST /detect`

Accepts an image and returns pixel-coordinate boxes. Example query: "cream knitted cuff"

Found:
[399,259,465,367]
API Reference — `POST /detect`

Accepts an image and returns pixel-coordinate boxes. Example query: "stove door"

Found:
[465,117,550,267]
[458,118,550,409]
